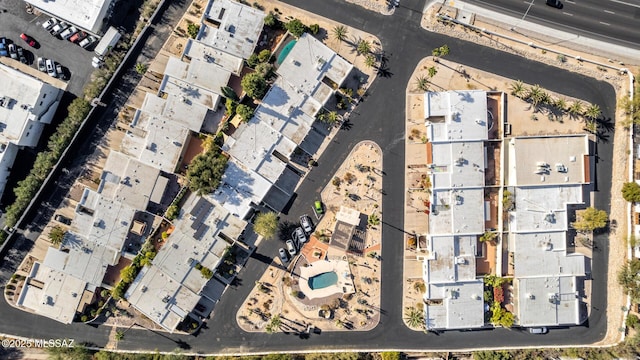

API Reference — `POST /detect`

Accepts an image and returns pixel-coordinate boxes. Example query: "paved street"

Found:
[465,0,640,50]
[0,0,617,354]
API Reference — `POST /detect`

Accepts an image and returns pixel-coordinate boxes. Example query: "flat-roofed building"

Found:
[98,151,165,210]
[211,159,272,219]
[0,64,64,198]
[126,193,247,332]
[199,0,264,59]
[182,39,244,75]
[140,92,210,132]
[164,57,231,98]
[507,134,591,327]
[121,109,191,173]
[420,90,489,331]
[277,33,353,107]
[19,262,86,324]
[24,0,115,35]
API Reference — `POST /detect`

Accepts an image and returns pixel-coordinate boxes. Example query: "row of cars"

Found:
[36,57,65,79]
[42,17,97,49]
[0,37,28,64]
[278,215,315,264]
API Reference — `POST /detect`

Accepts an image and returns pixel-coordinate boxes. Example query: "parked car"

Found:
[286,240,297,256]
[278,248,288,264]
[529,327,548,334]
[0,37,8,57]
[7,44,17,59]
[300,214,313,233]
[79,35,97,49]
[20,33,36,47]
[55,63,65,80]
[545,0,563,8]
[69,31,86,43]
[59,26,77,41]
[54,214,72,225]
[293,227,307,247]
[50,22,68,36]
[314,200,324,215]
[17,47,27,64]
[45,58,57,77]
[91,56,104,68]
[37,57,46,72]
[42,17,58,31]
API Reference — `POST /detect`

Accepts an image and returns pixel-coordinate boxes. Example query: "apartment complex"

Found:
[419,90,592,330]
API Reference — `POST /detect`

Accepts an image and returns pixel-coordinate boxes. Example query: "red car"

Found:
[20,33,36,47]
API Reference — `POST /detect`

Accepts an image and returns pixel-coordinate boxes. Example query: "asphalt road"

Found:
[0,0,618,354]
[465,0,640,50]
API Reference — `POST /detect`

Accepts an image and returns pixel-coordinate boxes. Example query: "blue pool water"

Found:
[308,271,338,290]
[277,40,297,65]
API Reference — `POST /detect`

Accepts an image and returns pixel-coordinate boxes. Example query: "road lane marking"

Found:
[604,9,616,14]
[563,12,574,16]
[610,0,640,8]
[599,21,611,25]
[566,0,575,3]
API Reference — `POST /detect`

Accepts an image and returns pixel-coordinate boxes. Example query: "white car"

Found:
[59,26,78,41]
[91,56,104,68]
[79,35,97,49]
[45,59,57,77]
[42,17,58,31]
[286,240,297,256]
[37,57,46,72]
[300,215,313,233]
[50,22,68,36]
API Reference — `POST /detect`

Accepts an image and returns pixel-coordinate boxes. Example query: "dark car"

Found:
[54,214,72,225]
[20,33,36,47]
[546,0,563,9]
[0,37,8,57]
[16,46,27,64]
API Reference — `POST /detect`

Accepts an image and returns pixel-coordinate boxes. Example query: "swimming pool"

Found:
[277,40,297,65]
[308,271,338,290]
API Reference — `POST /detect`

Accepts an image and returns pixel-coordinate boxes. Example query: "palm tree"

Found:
[528,84,544,108]
[266,315,281,334]
[568,100,584,119]
[554,97,567,112]
[332,25,348,45]
[584,119,598,134]
[115,330,125,341]
[509,80,526,99]
[585,104,601,120]
[427,66,438,78]
[356,39,371,55]
[335,319,345,328]
[404,306,425,329]
[414,75,430,92]
[368,212,380,227]
[364,54,376,68]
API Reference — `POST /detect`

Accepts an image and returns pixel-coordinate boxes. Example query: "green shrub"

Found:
[187,23,200,39]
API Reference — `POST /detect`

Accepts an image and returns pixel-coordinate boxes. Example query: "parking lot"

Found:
[0,0,96,96]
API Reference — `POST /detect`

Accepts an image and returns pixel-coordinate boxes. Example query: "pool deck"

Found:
[298,260,355,300]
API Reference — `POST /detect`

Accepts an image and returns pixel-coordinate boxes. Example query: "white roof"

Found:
[508,135,589,186]
[125,266,201,332]
[511,185,583,233]
[99,152,161,209]
[0,64,63,146]
[429,188,484,236]
[140,92,209,132]
[182,38,244,75]
[121,109,190,173]
[254,77,318,144]
[336,206,361,227]
[517,276,581,326]
[211,159,271,218]
[20,262,86,324]
[430,141,485,189]
[424,91,489,143]
[159,74,220,110]
[223,118,295,183]
[73,189,136,251]
[163,57,231,97]
[44,235,116,287]
[176,192,247,241]
[25,0,112,33]
[423,235,477,284]
[513,232,585,278]
[424,280,485,330]
[277,33,352,106]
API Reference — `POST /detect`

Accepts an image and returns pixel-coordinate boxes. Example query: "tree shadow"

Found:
[278,220,298,241]
[341,119,353,131]
[597,117,614,133]
[376,64,393,78]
